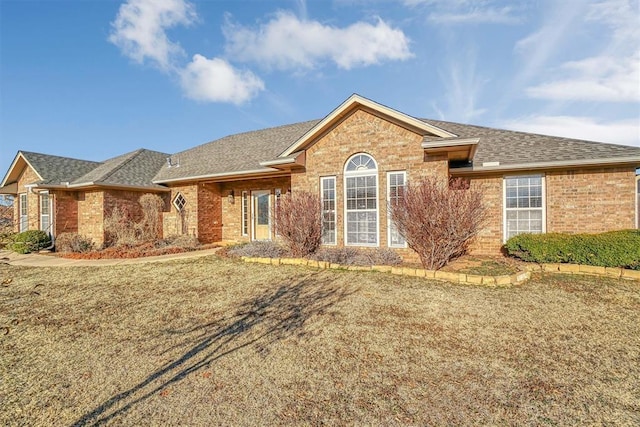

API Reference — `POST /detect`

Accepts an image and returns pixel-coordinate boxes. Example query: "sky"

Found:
[1,0,639,177]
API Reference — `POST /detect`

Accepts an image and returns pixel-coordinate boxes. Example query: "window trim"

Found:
[387,171,407,248]
[241,191,249,236]
[502,174,546,242]
[343,153,379,247]
[320,176,337,246]
[19,193,28,232]
[40,191,51,234]
[172,192,186,212]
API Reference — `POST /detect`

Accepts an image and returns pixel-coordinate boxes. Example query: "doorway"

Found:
[252,190,271,240]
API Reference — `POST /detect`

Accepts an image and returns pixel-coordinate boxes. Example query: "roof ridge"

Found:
[94,149,144,183]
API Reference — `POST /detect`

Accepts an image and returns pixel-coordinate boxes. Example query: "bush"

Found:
[228,241,287,258]
[163,234,200,249]
[504,230,640,270]
[9,230,51,254]
[55,232,95,253]
[311,247,402,266]
[273,191,322,257]
[389,177,485,270]
[137,194,164,242]
[104,205,137,247]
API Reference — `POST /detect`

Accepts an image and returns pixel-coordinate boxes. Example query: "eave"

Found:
[449,156,640,175]
[259,151,306,170]
[422,137,479,162]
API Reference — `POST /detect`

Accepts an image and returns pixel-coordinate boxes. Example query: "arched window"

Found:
[344,153,378,246]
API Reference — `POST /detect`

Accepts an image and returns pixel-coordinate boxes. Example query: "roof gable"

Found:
[1,151,99,188]
[278,94,456,158]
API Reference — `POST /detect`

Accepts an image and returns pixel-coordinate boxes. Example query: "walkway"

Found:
[0,247,220,267]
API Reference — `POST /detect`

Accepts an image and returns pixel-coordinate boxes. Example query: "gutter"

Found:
[152,167,282,184]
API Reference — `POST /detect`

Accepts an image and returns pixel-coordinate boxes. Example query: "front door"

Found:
[252,190,271,240]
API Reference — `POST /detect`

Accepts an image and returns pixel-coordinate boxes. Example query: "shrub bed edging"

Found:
[240,256,531,287]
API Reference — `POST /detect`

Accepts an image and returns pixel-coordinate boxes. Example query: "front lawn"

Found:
[1,256,638,425]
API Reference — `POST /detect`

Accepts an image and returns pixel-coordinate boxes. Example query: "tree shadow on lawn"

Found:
[73,272,352,426]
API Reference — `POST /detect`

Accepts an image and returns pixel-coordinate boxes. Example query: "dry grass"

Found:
[1,256,639,426]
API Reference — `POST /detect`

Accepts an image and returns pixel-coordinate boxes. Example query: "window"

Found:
[40,193,50,234]
[345,153,378,246]
[241,191,249,236]
[504,175,545,240]
[19,193,28,232]
[172,193,186,212]
[321,177,336,245]
[387,171,406,247]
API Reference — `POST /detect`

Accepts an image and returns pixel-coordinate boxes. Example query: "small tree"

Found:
[389,177,485,270]
[273,191,322,258]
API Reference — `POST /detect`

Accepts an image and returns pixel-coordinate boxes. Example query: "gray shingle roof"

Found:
[421,119,640,167]
[20,151,100,185]
[153,120,320,183]
[155,116,639,183]
[72,149,169,189]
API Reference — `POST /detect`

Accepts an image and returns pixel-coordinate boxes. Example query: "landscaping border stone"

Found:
[240,256,531,287]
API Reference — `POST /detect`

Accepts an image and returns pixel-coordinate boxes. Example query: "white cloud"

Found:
[403,0,521,24]
[522,0,639,104]
[428,6,520,24]
[526,52,640,103]
[179,54,265,104]
[223,11,412,70]
[109,0,196,70]
[432,49,487,123]
[501,115,640,147]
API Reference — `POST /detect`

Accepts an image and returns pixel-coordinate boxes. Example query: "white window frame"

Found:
[19,193,28,232]
[241,191,249,236]
[40,192,51,234]
[387,171,407,248]
[320,176,337,245]
[172,192,186,212]
[344,153,379,247]
[503,174,546,242]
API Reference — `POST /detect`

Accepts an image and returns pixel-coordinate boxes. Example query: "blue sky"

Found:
[1,0,639,176]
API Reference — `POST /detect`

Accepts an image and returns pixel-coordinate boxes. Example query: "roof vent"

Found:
[166,157,172,168]
[482,161,500,167]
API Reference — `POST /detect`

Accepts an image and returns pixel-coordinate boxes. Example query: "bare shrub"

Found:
[228,241,287,258]
[104,205,137,247]
[136,194,164,242]
[273,191,322,258]
[165,234,200,249]
[311,247,402,266]
[389,177,485,270]
[55,232,95,253]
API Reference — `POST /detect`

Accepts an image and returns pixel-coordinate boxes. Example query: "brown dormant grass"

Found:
[1,257,639,426]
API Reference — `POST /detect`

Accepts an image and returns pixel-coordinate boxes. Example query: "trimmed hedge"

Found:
[9,230,52,254]
[505,230,640,270]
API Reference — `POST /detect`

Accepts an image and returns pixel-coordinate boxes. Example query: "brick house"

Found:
[2,95,639,257]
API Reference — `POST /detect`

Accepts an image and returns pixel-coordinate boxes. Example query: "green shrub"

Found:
[9,230,52,254]
[55,232,95,253]
[505,230,640,270]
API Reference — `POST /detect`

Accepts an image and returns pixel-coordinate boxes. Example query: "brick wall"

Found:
[77,191,104,245]
[292,108,448,254]
[197,183,222,243]
[14,166,41,231]
[53,191,79,234]
[546,167,637,233]
[220,177,291,242]
[468,174,503,255]
[163,184,199,239]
